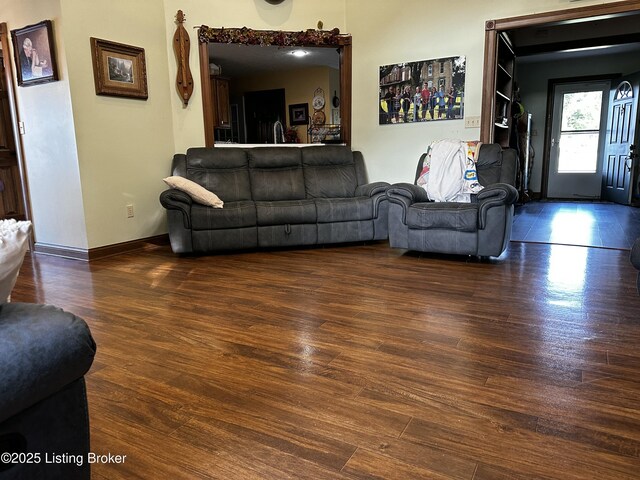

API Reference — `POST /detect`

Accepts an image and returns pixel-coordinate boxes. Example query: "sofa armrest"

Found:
[0,303,96,423]
[477,183,519,229]
[159,189,193,229]
[355,181,390,197]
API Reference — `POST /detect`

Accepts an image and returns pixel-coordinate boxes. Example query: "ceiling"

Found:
[512,10,640,64]
[206,9,640,74]
[207,43,340,78]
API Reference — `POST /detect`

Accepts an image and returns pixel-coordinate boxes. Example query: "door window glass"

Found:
[558,91,603,173]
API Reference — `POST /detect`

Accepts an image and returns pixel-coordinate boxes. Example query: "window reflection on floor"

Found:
[549,209,597,246]
[547,244,587,307]
[512,201,640,250]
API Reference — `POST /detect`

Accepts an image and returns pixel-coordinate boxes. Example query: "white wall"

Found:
[518,50,640,193]
[345,0,624,184]
[60,0,175,249]
[0,0,88,249]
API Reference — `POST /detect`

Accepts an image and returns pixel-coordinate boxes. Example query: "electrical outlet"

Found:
[464,116,481,128]
[126,204,134,218]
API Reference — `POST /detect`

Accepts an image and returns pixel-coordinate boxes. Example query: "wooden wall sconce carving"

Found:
[173,10,193,105]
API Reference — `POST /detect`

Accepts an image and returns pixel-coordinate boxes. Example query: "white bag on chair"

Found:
[419,140,484,202]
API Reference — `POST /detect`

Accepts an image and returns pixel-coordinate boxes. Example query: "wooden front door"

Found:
[602,73,640,205]
[0,50,24,220]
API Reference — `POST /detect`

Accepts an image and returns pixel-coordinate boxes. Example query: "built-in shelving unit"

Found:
[493,32,515,147]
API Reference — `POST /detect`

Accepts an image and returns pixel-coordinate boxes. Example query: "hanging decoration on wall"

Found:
[90,37,148,100]
[10,20,59,87]
[173,10,193,106]
[312,87,326,125]
[379,55,466,125]
[197,25,345,47]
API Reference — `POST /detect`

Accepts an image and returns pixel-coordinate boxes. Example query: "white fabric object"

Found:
[427,140,468,202]
[163,176,224,208]
[419,140,484,203]
[0,219,32,303]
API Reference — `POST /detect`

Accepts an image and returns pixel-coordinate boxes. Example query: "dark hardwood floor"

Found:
[11,240,640,479]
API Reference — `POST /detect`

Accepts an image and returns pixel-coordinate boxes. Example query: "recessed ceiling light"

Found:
[290,50,309,58]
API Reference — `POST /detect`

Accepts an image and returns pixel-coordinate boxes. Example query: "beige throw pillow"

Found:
[163,176,224,208]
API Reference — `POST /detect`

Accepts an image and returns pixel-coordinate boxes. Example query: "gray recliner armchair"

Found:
[386,143,519,257]
[0,303,96,479]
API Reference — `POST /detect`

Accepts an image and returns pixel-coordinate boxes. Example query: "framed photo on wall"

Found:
[379,55,466,125]
[11,20,59,87]
[289,103,309,125]
[90,37,148,100]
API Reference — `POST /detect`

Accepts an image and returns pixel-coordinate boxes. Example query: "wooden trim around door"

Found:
[339,38,352,146]
[480,0,640,144]
[199,41,214,148]
[0,23,33,244]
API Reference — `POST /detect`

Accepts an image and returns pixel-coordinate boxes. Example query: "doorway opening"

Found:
[0,22,29,224]
[244,88,286,144]
[197,26,352,147]
[481,2,640,249]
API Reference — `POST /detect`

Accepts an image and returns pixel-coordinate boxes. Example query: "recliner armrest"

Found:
[0,303,96,423]
[159,189,193,229]
[386,183,429,203]
[476,183,519,203]
[355,181,390,197]
[477,183,519,229]
[386,183,430,224]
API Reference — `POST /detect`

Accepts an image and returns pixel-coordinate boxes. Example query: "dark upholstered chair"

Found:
[0,303,96,480]
[386,143,519,257]
[631,237,640,294]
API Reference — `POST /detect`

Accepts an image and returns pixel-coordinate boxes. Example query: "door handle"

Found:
[625,157,633,172]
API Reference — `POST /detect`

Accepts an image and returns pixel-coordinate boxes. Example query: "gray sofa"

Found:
[160,146,389,254]
[386,143,519,257]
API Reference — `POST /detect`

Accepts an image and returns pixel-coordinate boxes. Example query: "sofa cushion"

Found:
[255,200,317,226]
[185,148,251,202]
[315,197,373,223]
[248,148,305,201]
[406,202,478,232]
[191,201,256,230]
[302,146,358,198]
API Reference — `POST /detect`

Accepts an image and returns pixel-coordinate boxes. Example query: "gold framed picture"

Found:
[90,37,148,100]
